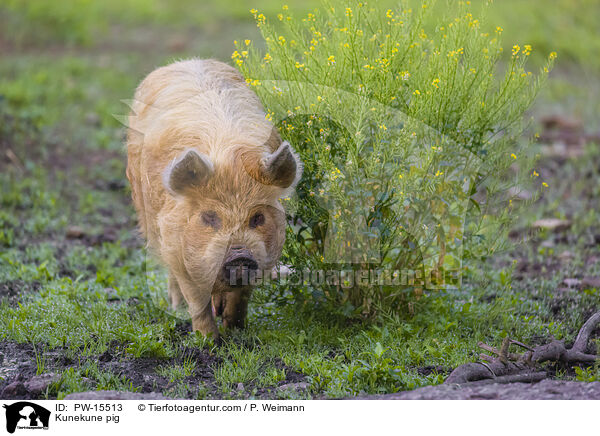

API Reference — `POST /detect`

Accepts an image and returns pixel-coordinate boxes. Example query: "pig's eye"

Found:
[201,211,221,229]
[249,212,265,228]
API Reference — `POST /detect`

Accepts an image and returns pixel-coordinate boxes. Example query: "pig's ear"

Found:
[163,149,213,195]
[258,141,303,188]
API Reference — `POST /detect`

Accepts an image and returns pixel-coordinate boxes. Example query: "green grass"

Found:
[0,0,599,399]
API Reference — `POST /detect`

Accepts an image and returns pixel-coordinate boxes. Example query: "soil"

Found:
[0,340,307,400]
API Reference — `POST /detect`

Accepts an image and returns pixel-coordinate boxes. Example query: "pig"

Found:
[126,59,302,339]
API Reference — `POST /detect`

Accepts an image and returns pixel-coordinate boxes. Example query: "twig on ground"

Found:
[445,310,600,385]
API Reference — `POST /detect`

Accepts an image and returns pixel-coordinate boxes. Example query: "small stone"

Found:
[558,251,574,261]
[64,390,167,400]
[237,383,245,391]
[85,113,101,126]
[66,226,85,239]
[532,219,571,232]
[103,288,120,301]
[540,239,555,248]
[278,382,309,391]
[2,381,27,397]
[24,373,60,395]
[562,278,581,288]
[581,277,600,290]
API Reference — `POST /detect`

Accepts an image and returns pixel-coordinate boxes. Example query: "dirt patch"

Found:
[0,280,41,306]
[354,379,600,400]
[0,339,308,400]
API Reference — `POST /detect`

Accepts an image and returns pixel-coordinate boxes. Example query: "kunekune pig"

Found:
[126,59,302,339]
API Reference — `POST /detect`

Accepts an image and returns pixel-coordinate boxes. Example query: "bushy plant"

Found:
[235,0,555,317]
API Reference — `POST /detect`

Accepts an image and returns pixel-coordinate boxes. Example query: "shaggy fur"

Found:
[126,59,301,338]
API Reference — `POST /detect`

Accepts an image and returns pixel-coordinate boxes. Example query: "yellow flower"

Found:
[511,153,517,159]
[327,55,335,65]
[250,8,258,15]
[431,78,440,89]
[532,170,539,177]
[345,7,353,17]
[386,9,394,18]
[413,89,421,95]
[523,44,532,56]
[512,45,520,56]
[542,182,549,188]
[495,26,503,33]
[295,62,305,69]
[244,39,251,46]
[435,170,443,177]
[317,95,323,102]
[231,50,240,59]
[549,51,557,60]
[263,53,272,62]
[278,36,286,45]
[282,4,288,10]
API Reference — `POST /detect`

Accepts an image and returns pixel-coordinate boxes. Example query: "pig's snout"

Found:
[222,246,258,287]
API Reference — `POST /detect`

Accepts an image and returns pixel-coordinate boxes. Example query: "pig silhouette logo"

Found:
[2,402,50,433]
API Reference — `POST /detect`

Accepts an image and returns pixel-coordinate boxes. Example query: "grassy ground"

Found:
[0,0,599,399]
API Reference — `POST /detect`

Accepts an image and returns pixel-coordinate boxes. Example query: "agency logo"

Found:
[2,402,50,434]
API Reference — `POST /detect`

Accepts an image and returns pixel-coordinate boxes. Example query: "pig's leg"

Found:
[212,293,224,318]
[222,289,252,329]
[177,277,219,339]
[168,272,184,309]
[190,297,219,340]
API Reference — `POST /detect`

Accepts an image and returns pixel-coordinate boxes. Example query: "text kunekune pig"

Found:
[126,59,302,339]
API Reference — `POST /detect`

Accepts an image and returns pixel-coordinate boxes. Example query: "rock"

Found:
[167,35,188,52]
[278,382,309,391]
[540,239,555,248]
[66,226,86,239]
[103,288,120,301]
[1,381,27,398]
[532,219,571,232]
[237,383,245,391]
[64,390,167,400]
[352,380,600,400]
[562,278,581,288]
[85,113,101,127]
[24,373,60,395]
[558,251,574,261]
[541,115,582,131]
[587,256,600,266]
[581,277,600,290]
